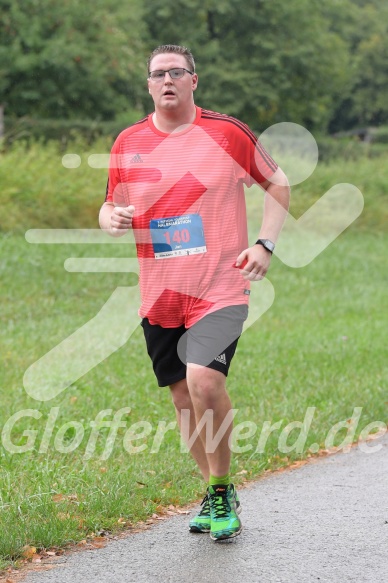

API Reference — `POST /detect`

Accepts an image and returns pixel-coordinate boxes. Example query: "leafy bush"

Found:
[315,135,385,162]
[1,139,387,233]
[3,112,144,146]
[369,126,388,144]
[0,138,110,232]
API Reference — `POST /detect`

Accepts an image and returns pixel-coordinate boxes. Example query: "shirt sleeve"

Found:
[230,119,278,187]
[105,138,122,203]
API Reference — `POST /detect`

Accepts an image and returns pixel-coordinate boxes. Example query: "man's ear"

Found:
[192,74,198,91]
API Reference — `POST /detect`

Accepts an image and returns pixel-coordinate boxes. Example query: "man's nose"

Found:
[163,71,174,82]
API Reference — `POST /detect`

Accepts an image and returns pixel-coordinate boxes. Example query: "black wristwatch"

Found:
[255,239,275,254]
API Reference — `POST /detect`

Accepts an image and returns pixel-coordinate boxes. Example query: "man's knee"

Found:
[169,378,192,411]
[187,365,226,406]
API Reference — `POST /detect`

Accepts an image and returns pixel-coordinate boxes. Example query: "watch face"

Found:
[264,240,275,252]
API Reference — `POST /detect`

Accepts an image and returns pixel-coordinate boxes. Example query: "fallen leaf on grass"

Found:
[91,542,106,549]
[52,493,78,503]
[95,530,110,537]
[81,535,108,549]
[22,546,37,559]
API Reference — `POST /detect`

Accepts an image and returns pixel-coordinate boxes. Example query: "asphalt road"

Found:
[22,434,388,583]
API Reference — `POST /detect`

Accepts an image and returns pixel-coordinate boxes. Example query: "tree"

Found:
[348,4,388,126]
[327,0,388,131]
[1,0,386,133]
[0,0,147,120]
[142,0,352,132]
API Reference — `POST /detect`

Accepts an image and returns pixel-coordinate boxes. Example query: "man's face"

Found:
[147,53,198,112]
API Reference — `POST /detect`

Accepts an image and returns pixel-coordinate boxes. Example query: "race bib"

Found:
[150,214,207,259]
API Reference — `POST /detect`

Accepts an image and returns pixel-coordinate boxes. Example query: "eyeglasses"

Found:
[148,68,194,81]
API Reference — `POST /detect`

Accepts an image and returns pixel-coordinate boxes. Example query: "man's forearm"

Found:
[258,171,290,242]
[99,202,114,229]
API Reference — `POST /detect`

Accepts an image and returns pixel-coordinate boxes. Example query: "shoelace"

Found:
[209,489,231,519]
[198,494,210,516]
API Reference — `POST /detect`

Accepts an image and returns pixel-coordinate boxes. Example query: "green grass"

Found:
[1,138,388,233]
[1,232,387,569]
[0,143,387,570]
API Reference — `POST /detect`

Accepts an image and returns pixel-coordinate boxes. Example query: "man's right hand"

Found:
[110,205,135,234]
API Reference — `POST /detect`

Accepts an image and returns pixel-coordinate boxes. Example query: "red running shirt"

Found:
[105,106,278,328]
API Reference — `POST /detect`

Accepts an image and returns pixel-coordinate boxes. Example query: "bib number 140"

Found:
[150,213,206,258]
[163,228,190,246]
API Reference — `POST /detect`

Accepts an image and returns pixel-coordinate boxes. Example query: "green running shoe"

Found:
[189,487,241,534]
[208,483,242,541]
[189,493,211,532]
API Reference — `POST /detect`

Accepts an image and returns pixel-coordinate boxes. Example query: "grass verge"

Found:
[0,145,387,570]
[0,228,387,570]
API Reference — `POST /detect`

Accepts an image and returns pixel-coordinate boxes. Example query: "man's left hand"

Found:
[234,245,272,281]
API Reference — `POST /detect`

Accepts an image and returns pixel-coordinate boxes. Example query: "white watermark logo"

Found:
[1,406,386,459]
[21,122,363,403]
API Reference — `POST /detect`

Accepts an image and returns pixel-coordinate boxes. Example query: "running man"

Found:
[99,44,290,541]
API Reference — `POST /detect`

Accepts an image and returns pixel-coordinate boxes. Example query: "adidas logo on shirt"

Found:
[215,353,227,365]
[130,153,143,163]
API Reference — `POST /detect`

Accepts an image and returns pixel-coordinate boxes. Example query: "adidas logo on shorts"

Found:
[215,353,227,365]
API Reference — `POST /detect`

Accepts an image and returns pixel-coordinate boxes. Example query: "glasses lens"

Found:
[169,68,185,79]
[150,70,165,80]
[149,69,188,81]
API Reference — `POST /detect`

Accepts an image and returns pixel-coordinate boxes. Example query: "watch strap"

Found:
[255,238,275,253]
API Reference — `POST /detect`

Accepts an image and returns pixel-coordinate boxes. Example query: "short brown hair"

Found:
[147,45,195,73]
